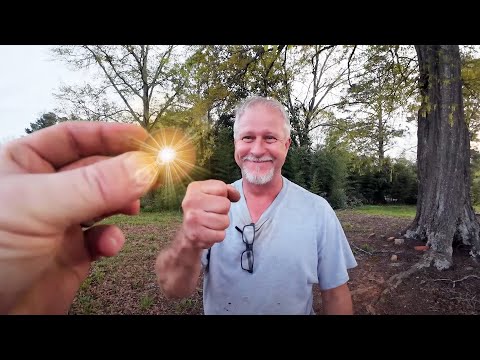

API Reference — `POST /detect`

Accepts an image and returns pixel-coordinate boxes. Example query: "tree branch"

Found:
[347,45,357,87]
[84,46,141,125]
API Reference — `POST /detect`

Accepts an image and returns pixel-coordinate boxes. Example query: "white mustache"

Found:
[242,156,273,162]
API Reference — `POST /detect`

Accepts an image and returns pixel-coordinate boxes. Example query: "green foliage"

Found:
[310,170,322,196]
[309,146,348,209]
[140,295,154,311]
[152,107,215,169]
[284,143,418,210]
[25,112,66,134]
[339,45,417,162]
[470,149,480,205]
[140,183,187,212]
[208,119,241,184]
[52,45,188,130]
[390,158,418,204]
[346,154,417,206]
[184,45,289,122]
[285,145,311,188]
[461,51,480,140]
[329,187,347,209]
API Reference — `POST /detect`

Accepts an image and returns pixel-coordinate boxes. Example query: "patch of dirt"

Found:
[312,212,480,315]
[70,212,480,315]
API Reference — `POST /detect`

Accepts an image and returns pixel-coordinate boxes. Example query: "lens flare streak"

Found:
[131,127,198,192]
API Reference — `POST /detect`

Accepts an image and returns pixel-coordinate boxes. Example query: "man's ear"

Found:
[285,138,292,151]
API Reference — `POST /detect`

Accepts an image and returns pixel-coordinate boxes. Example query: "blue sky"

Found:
[0,45,86,142]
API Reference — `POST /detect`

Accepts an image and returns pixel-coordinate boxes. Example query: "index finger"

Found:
[199,180,241,202]
[15,121,148,169]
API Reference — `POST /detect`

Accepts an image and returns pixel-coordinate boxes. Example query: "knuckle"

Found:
[183,223,199,242]
[206,179,224,187]
[221,198,231,213]
[188,228,199,242]
[183,209,198,227]
[215,230,226,242]
[186,181,198,192]
[81,166,110,204]
[183,185,203,210]
[181,197,191,210]
[224,215,230,229]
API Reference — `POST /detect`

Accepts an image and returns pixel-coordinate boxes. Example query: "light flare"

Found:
[131,127,197,190]
[156,147,176,165]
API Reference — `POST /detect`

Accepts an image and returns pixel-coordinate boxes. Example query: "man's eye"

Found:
[242,136,254,142]
[265,137,277,143]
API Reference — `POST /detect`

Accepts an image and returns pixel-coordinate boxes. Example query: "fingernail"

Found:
[134,166,155,187]
[126,152,156,189]
[110,236,119,249]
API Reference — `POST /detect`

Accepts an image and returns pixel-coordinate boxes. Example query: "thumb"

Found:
[226,184,241,202]
[34,151,156,227]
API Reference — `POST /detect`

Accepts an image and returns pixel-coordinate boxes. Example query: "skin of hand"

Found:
[0,121,156,314]
[180,180,241,249]
[155,180,240,298]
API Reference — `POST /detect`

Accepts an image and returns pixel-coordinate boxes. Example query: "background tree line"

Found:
[23,45,480,268]
[25,45,476,212]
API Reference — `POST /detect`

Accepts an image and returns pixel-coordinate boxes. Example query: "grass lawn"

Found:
[71,206,417,314]
[100,211,182,226]
[346,205,416,219]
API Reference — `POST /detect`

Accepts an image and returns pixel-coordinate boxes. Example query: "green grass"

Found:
[101,211,182,226]
[140,295,155,311]
[350,205,416,218]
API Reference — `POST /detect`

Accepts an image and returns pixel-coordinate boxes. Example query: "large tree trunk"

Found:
[405,45,480,270]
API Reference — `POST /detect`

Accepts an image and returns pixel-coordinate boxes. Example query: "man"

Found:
[155,96,357,314]
[0,121,156,314]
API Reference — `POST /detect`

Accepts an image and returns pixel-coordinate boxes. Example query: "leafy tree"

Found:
[277,46,354,147]
[340,45,417,162]
[311,146,348,208]
[208,115,241,184]
[471,149,480,205]
[25,112,75,134]
[461,50,480,141]
[52,45,189,131]
[389,158,417,204]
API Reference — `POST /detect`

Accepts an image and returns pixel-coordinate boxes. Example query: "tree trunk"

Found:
[377,102,384,163]
[405,45,480,270]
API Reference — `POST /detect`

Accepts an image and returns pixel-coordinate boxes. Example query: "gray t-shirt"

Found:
[201,177,357,315]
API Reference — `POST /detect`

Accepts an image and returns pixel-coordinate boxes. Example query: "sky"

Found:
[0,45,418,160]
[0,45,87,143]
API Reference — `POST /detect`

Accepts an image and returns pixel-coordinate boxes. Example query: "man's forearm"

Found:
[155,229,203,299]
[321,283,354,315]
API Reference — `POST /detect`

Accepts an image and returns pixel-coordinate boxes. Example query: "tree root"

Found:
[368,251,435,314]
[432,275,480,288]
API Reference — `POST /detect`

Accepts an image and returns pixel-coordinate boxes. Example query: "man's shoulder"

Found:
[285,178,329,207]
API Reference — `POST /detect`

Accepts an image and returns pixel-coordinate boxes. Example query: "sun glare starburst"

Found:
[156,147,176,165]
[131,127,198,190]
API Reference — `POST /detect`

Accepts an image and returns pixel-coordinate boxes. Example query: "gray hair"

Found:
[233,96,291,140]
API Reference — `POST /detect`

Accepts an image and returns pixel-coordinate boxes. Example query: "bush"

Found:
[328,187,347,209]
[140,184,187,212]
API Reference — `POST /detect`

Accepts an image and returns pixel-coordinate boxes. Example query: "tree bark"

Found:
[405,45,480,270]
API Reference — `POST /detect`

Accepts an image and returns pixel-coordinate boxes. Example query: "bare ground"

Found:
[69,212,480,315]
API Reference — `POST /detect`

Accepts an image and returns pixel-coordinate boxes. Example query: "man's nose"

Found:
[250,138,266,156]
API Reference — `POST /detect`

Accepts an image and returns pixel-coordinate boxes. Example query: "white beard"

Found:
[241,164,275,185]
